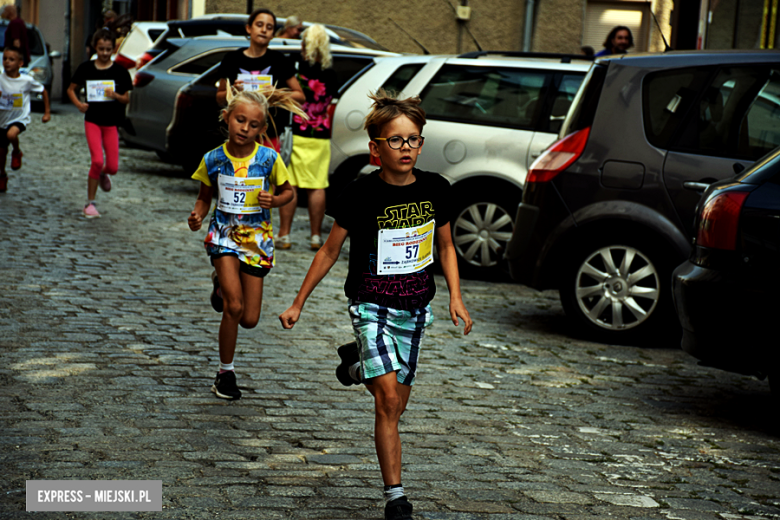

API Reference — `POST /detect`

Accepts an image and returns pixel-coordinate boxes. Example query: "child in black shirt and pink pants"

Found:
[67,28,132,218]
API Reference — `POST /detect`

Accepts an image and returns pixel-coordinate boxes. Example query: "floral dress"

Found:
[287,60,337,189]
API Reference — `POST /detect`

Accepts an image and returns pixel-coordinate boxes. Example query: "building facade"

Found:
[13,0,780,101]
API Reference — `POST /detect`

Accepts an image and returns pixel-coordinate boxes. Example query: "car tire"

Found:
[559,235,677,343]
[451,187,518,279]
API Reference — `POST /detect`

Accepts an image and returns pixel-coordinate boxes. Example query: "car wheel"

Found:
[560,238,674,342]
[451,191,517,279]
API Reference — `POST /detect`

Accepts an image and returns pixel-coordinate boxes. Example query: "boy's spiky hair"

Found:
[221,81,308,144]
[364,89,426,140]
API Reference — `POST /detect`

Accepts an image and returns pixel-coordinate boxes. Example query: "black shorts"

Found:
[0,123,25,149]
[210,253,270,278]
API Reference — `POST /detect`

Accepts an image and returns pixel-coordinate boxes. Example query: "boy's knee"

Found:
[376,391,404,419]
[239,315,259,329]
[103,163,118,175]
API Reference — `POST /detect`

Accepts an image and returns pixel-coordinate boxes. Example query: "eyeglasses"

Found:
[373,135,425,149]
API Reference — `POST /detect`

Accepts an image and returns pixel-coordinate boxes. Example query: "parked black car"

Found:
[166,42,395,172]
[136,14,388,71]
[673,147,780,395]
[505,51,780,342]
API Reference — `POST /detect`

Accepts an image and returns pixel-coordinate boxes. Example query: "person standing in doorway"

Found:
[2,5,29,66]
[595,26,633,57]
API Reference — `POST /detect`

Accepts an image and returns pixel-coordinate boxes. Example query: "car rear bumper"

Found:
[673,260,777,377]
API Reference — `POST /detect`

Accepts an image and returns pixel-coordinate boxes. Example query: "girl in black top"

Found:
[215,8,304,151]
[67,28,132,218]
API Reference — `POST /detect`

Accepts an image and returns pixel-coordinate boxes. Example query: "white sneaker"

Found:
[276,234,292,249]
[310,235,322,250]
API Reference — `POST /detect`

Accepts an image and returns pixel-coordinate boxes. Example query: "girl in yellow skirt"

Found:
[277,24,337,251]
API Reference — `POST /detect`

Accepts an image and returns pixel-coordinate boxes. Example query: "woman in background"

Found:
[276,24,336,250]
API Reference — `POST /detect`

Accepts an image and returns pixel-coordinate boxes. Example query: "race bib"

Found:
[237,74,272,92]
[377,220,435,275]
[86,80,116,102]
[217,174,267,214]
[0,92,22,110]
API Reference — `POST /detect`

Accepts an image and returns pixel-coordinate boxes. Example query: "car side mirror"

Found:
[733,163,745,174]
[49,50,62,59]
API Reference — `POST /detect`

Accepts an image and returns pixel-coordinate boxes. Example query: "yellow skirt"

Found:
[288,135,330,189]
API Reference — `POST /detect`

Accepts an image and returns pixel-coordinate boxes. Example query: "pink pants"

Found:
[85,121,119,180]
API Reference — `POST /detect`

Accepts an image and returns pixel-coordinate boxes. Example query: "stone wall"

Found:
[205,0,528,55]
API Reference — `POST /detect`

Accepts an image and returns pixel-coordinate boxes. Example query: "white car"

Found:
[92,22,167,79]
[329,52,592,278]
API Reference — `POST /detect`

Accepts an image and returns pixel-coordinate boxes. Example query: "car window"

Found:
[546,73,584,134]
[642,66,714,149]
[330,55,374,91]
[419,65,551,129]
[381,64,424,95]
[148,29,165,42]
[674,66,780,159]
[170,50,232,75]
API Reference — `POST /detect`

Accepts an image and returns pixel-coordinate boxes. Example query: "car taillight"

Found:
[176,91,194,111]
[114,53,135,70]
[526,127,590,183]
[136,52,155,71]
[133,71,154,88]
[696,190,750,250]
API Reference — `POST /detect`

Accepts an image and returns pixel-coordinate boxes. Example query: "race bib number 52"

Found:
[377,220,435,275]
[217,174,267,214]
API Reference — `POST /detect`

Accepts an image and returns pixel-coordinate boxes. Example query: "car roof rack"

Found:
[458,51,593,63]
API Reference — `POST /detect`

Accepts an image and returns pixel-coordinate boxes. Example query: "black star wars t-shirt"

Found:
[70,61,132,127]
[216,48,296,139]
[328,169,453,310]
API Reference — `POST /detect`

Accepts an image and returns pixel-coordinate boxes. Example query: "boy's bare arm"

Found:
[41,89,51,122]
[436,223,473,335]
[279,223,349,329]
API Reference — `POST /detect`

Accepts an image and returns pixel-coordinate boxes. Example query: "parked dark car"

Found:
[505,51,780,342]
[673,147,780,396]
[159,40,395,171]
[136,14,389,71]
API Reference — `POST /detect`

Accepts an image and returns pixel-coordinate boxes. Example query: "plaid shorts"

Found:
[348,300,434,386]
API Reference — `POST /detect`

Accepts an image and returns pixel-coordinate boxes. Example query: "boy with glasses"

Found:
[279,90,472,520]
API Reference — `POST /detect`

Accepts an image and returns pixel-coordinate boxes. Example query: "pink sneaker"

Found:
[83,203,100,218]
[99,173,112,192]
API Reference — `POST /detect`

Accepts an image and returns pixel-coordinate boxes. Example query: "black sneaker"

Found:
[211,371,241,400]
[385,496,413,520]
[336,342,360,386]
[210,271,223,313]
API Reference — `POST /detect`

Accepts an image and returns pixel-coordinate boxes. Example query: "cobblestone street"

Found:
[2,104,779,519]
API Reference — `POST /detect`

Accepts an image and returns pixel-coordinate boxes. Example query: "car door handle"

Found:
[531,152,541,158]
[683,181,711,191]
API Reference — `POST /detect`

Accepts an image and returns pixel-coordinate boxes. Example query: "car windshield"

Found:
[327,27,389,51]
[0,25,44,55]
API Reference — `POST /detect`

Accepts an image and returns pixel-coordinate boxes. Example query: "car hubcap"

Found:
[453,202,514,267]
[575,246,660,330]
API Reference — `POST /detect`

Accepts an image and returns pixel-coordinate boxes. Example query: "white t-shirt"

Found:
[0,72,44,128]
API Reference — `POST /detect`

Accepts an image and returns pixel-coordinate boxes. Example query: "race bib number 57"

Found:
[377,220,435,275]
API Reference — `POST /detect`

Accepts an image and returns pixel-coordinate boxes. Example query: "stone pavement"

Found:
[1,104,779,520]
